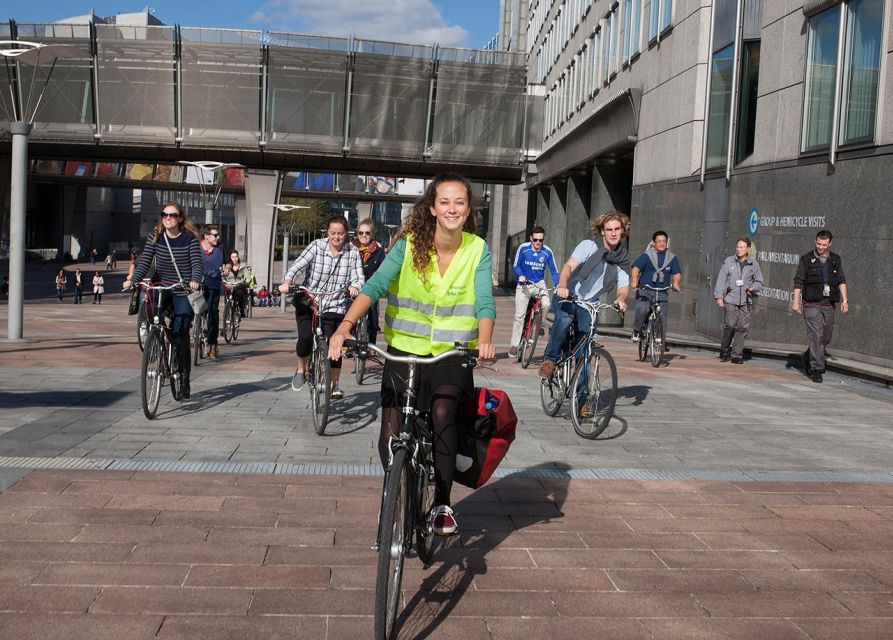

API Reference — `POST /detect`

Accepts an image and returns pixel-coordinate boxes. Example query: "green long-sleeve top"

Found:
[360,237,496,321]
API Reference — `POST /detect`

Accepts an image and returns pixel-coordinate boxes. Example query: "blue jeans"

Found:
[543,296,595,362]
[203,287,221,345]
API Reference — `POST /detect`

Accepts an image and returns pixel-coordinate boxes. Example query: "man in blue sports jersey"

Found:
[510,226,560,357]
[629,230,682,343]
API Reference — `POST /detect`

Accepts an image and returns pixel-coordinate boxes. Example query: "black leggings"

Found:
[379,384,462,507]
[294,302,344,369]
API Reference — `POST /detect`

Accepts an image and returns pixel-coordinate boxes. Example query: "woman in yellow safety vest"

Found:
[329,173,496,536]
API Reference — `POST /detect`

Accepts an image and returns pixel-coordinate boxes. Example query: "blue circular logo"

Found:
[748,208,760,237]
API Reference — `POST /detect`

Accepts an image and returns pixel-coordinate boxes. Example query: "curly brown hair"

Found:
[390,173,477,283]
[150,202,200,242]
[589,211,630,238]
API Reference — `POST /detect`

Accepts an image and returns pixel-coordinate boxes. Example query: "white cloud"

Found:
[251,0,469,47]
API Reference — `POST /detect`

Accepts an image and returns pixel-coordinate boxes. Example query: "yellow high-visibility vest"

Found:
[385,232,485,355]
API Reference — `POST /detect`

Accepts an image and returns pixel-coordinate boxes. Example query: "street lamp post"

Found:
[1,40,84,341]
[177,161,244,226]
[268,204,309,312]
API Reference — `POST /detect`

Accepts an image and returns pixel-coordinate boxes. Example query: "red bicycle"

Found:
[517,284,550,369]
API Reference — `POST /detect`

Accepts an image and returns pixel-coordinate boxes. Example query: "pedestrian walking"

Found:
[90,248,97,265]
[714,237,763,364]
[73,268,84,304]
[111,249,117,270]
[792,230,849,383]
[92,271,105,304]
[55,269,66,302]
[105,253,113,271]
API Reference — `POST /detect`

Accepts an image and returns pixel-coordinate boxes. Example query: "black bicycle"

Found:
[221,284,241,344]
[540,297,619,438]
[192,303,210,366]
[637,284,670,367]
[345,340,477,640]
[134,281,189,419]
[353,314,370,384]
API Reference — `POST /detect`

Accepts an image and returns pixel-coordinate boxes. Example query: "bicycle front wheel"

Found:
[414,459,438,566]
[169,339,185,401]
[375,448,410,640]
[222,304,233,343]
[311,339,331,435]
[520,308,542,369]
[570,346,618,439]
[231,309,241,342]
[354,316,368,385]
[141,331,164,419]
[638,324,649,362]
[650,315,664,368]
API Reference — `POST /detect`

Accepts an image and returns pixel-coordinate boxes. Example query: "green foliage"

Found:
[277,198,331,236]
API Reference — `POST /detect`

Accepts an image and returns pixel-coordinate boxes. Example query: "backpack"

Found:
[455,388,518,489]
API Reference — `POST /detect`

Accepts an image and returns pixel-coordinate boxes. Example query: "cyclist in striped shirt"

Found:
[124,202,204,398]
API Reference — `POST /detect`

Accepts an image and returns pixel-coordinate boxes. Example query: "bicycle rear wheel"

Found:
[638,323,649,362]
[414,441,438,565]
[520,307,542,369]
[570,346,618,439]
[375,448,409,640]
[540,359,568,416]
[232,309,241,342]
[354,316,368,385]
[311,339,331,435]
[650,314,664,368]
[169,339,185,401]
[141,331,164,419]
[193,314,203,367]
[136,310,148,352]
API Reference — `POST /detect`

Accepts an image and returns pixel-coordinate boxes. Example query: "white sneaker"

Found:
[330,386,345,400]
[630,332,640,343]
[508,346,519,358]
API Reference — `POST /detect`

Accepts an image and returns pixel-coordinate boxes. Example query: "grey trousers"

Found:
[720,303,752,358]
[804,304,835,372]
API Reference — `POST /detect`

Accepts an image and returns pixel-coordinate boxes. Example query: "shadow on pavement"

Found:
[2,389,131,408]
[396,462,570,639]
[185,377,292,411]
[615,384,651,407]
[322,390,381,436]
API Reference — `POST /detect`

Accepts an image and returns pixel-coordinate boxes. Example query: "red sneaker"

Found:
[431,504,458,536]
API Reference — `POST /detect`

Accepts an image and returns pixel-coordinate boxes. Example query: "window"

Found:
[802,0,883,151]
[649,0,673,42]
[623,0,642,62]
[590,29,602,93]
[705,44,734,170]
[735,40,760,163]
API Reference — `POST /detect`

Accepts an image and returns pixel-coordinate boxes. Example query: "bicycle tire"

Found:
[374,448,409,640]
[136,311,148,353]
[540,359,567,416]
[222,303,233,344]
[650,314,664,368]
[232,311,241,342]
[141,331,163,419]
[638,322,649,362]
[570,346,618,439]
[355,316,368,385]
[311,339,331,435]
[193,314,203,367]
[520,307,543,369]
[414,442,438,565]
[169,339,185,401]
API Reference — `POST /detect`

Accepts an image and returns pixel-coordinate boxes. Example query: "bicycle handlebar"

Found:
[343,340,478,366]
[125,281,187,292]
[638,284,672,292]
[290,285,349,298]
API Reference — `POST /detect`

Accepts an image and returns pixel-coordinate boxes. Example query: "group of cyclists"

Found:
[120,174,689,538]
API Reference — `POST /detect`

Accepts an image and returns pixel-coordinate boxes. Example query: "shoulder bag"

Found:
[162,234,207,315]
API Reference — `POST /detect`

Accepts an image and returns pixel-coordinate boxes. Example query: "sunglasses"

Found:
[357,231,372,236]
[208,232,219,237]
[531,237,544,243]
[161,212,180,219]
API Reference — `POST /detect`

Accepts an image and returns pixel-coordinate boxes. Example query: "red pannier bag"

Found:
[454,388,517,489]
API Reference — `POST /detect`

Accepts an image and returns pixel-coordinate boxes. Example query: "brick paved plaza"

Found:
[1,290,892,639]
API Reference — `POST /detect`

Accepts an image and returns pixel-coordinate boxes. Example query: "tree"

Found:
[277,198,331,245]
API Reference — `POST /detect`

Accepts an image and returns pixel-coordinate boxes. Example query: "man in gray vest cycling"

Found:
[629,230,682,343]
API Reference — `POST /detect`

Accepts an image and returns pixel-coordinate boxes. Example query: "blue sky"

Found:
[6,1,500,49]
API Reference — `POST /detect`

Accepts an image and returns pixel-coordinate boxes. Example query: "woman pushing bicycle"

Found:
[329,173,496,536]
[124,202,204,399]
[279,215,364,400]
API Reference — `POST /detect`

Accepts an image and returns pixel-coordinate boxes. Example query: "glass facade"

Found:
[735,41,760,163]
[705,45,734,170]
[802,7,841,152]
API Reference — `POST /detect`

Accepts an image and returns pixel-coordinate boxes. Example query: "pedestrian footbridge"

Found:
[1,22,529,182]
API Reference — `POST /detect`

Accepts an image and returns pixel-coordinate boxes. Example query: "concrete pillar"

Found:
[547,182,568,264]
[592,160,633,216]
[234,197,248,259]
[243,169,281,291]
[566,173,591,250]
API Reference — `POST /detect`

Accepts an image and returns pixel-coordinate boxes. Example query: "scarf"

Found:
[644,246,676,284]
[568,237,630,297]
[353,238,380,264]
